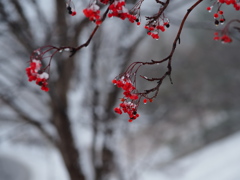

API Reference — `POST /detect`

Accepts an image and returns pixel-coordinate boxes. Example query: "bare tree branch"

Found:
[0,96,58,147]
[0,1,34,52]
[10,0,33,39]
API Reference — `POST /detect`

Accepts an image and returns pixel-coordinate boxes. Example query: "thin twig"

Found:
[136,0,204,98]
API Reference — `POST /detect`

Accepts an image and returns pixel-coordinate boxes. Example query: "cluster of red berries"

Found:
[112,77,140,122]
[206,6,226,25]
[112,77,155,122]
[213,32,232,43]
[214,10,225,25]
[26,59,49,92]
[83,3,102,25]
[206,0,240,24]
[206,0,240,43]
[218,0,240,10]
[108,0,140,25]
[82,0,140,25]
[114,102,140,123]
[145,21,170,40]
[112,78,139,100]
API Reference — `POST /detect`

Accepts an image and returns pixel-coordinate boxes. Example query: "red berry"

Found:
[206,6,212,11]
[112,79,117,84]
[218,10,224,15]
[114,107,122,114]
[143,99,148,104]
[213,13,219,18]
[71,11,77,16]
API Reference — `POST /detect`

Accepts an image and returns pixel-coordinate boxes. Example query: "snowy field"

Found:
[140,131,240,180]
[0,131,240,180]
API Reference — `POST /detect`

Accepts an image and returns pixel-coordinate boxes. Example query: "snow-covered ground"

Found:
[0,131,240,180]
[0,143,68,180]
[139,131,240,180]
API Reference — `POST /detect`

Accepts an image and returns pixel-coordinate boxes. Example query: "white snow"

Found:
[1,131,240,180]
[39,72,49,79]
[0,143,69,180]
[139,131,240,180]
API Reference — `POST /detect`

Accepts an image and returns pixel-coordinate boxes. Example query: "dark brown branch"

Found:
[137,0,204,99]
[222,19,240,33]
[156,0,165,5]
[69,6,111,57]
[146,0,170,24]
[70,25,100,57]
[145,0,204,66]
[55,0,68,45]
[0,1,33,52]
[10,0,32,38]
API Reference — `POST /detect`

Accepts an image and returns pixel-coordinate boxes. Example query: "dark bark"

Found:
[95,145,114,180]
[52,103,85,180]
[49,43,85,180]
[49,52,85,180]
[48,1,85,178]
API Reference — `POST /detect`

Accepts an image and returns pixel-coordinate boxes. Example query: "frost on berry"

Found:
[82,0,143,26]
[143,99,148,104]
[107,0,141,25]
[66,0,77,16]
[83,1,102,25]
[26,50,50,91]
[206,6,213,12]
[26,46,72,92]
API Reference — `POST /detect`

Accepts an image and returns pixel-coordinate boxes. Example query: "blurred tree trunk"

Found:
[0,1,86,179]
[52,103,85,180]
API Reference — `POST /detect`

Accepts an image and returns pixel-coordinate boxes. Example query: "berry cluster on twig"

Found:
[112,62,156,122]
[66,0,77,16]
[213,19,240,43]
[206,0,240,43]
[25,46,76,91]
[83,1,102,25]
[26,48,52,92]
